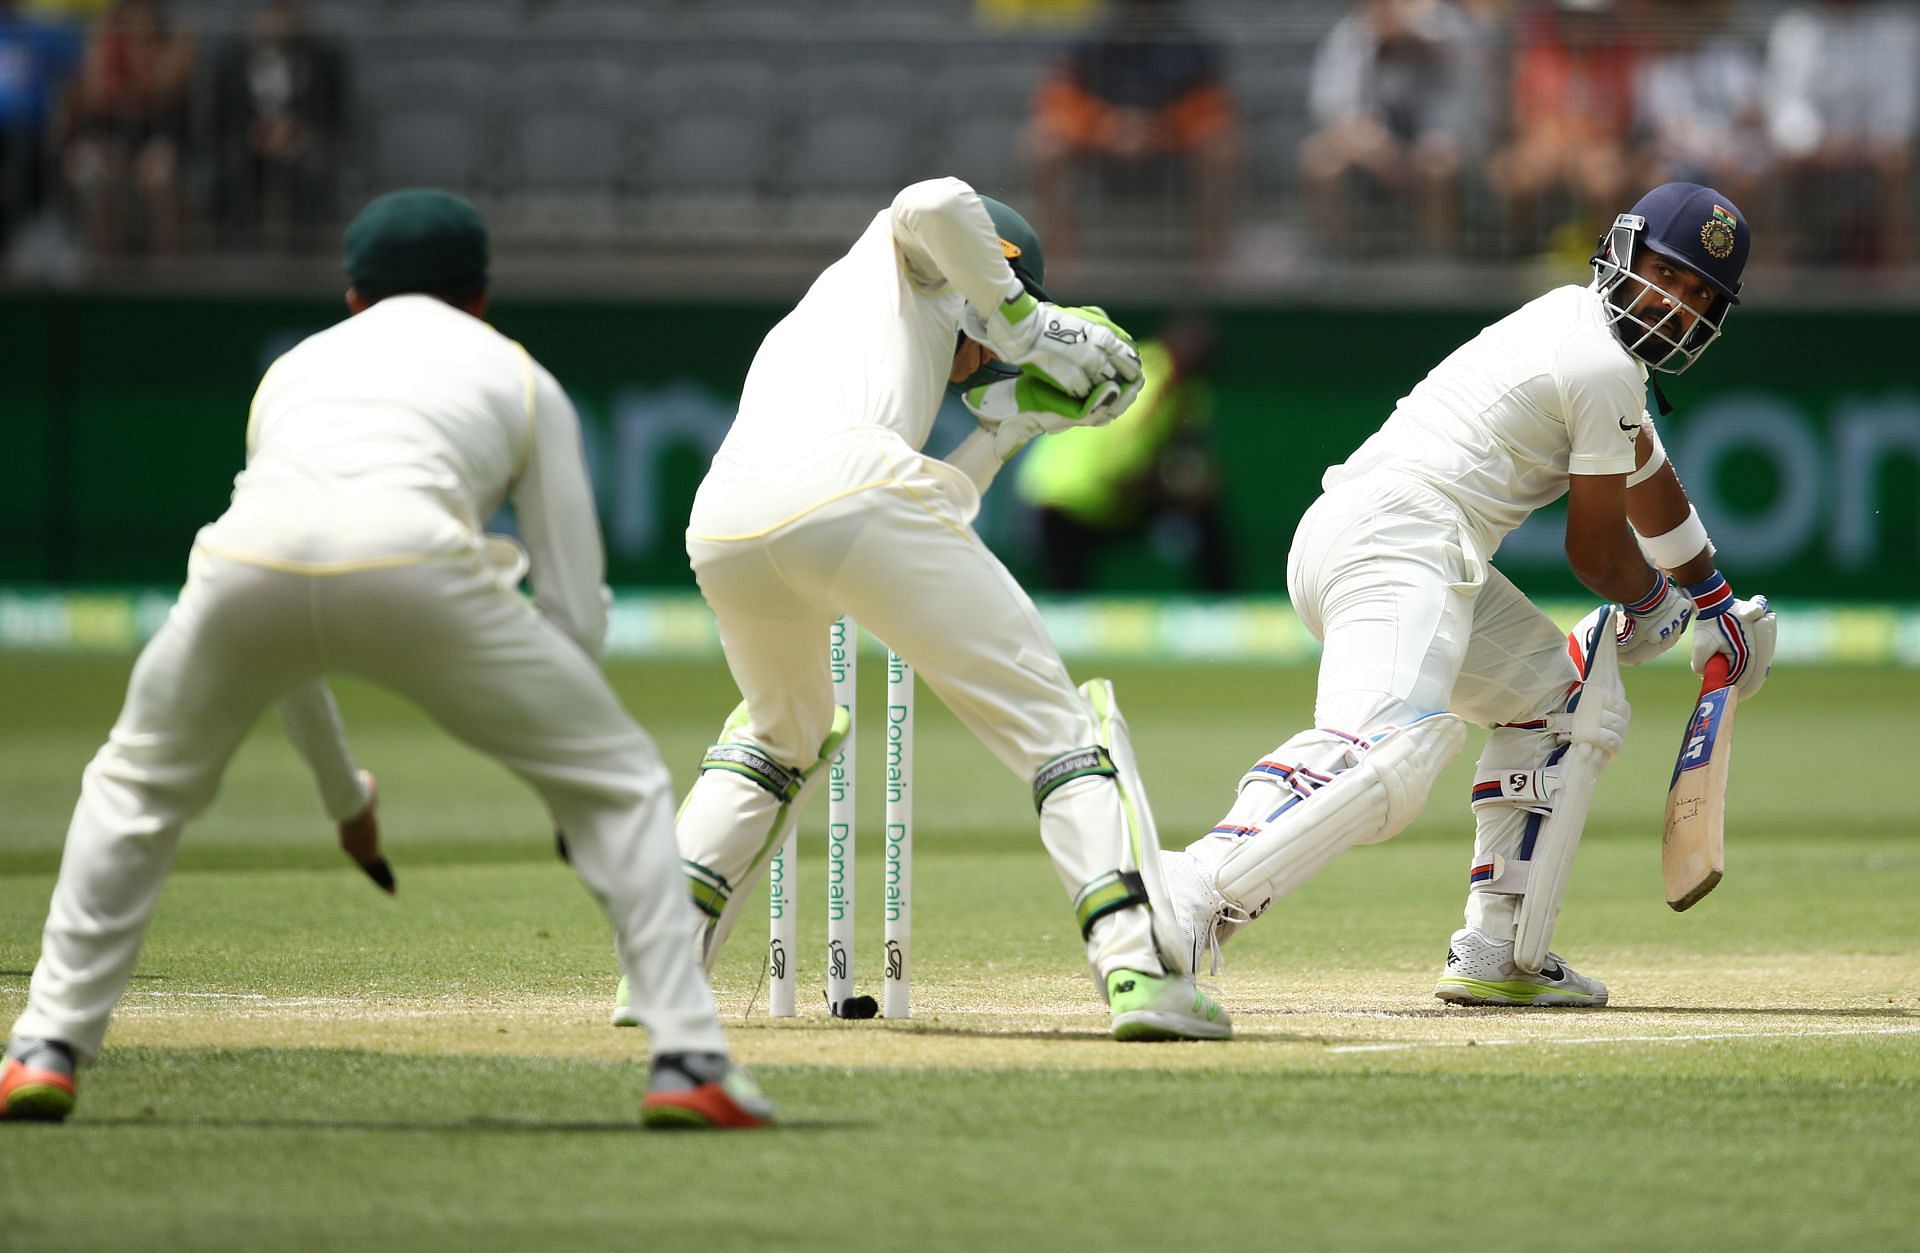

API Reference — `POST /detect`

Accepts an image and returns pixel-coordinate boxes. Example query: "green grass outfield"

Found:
[1,652,1915,1252]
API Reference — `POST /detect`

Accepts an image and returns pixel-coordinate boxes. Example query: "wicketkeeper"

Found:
[1161,183,1779,1005]
[1,191,771,1128]
[615,177,1230,1040]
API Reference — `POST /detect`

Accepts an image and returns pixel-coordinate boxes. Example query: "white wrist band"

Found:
[1636,504,1713,570]
[1625,414,1666,488]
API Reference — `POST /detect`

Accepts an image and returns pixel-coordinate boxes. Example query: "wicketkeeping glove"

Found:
[1685,573,1775,699]
[1614,575,1694,667]
[964,368,1128,461]
[979,293,1143,398]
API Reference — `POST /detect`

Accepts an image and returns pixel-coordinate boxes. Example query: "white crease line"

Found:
[1327,1024,1920,1054]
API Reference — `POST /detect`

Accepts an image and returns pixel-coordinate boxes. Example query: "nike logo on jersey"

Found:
[1618,417,1640,433]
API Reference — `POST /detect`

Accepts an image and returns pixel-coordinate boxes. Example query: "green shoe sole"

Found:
[3,1083,76,1121]
[1111,1011,1233,1042]
[641,1104,714,1129]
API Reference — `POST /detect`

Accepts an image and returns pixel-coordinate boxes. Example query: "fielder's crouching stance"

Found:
[1,192,772,1129]
[613,177,1229,1040]
[1161,184,1779,1005]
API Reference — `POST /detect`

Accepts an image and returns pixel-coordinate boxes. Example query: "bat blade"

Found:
[1662,655,1737,911]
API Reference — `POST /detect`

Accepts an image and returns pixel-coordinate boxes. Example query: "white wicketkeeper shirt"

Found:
[1323,284,1646,558]
[688,177,1025,541]
[195,294,608,657]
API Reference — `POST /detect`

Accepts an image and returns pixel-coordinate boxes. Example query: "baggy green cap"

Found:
[343,189,489,300]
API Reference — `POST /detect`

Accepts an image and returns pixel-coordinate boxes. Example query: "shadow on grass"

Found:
[69,1115,866,1133]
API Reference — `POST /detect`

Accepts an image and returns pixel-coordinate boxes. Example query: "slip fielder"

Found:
[1161,183,1779,1005]
[615,176,1230,1040]
[1,191,769,1128]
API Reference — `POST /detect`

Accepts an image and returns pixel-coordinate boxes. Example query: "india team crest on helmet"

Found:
[1701,206,1738,261]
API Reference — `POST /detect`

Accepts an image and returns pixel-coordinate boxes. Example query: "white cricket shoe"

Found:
[1159,849,1247,974]
[1433,928,1609,1007]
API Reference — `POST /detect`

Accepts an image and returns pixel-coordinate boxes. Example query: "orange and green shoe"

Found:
[641,1054,775,1130]
[1,1039,78,1122]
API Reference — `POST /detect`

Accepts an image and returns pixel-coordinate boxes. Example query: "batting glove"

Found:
[1685,573,1776,699]
[1614,575,1694,667]
[980,294,1143,398]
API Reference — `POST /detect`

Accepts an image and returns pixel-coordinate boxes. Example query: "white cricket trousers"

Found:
[680,449,1160,982]
[12,546,727,1060]
[1289,474,1583,939]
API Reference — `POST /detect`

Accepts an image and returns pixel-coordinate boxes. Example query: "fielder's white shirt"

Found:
[689,177,1024,540]
[196,294,608,657]
[1324,284,1646,557]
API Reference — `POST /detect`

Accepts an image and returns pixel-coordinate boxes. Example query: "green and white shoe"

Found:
[1108,969,1232,1041]
[1433,928,1609,1007]
[611,975,639,1027]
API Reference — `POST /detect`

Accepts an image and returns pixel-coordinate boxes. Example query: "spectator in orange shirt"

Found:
[1029,0,1239,264]
[1489,0,1643,257]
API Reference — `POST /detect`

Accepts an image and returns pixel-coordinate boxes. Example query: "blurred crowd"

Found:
[0,0,342,261]
[1,0,1916,277]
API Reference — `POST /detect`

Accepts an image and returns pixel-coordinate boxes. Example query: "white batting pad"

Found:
[1203,713,1467,920]
[1514,607,1628,973]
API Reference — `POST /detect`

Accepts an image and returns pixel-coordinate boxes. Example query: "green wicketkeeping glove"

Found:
[964,369,1124,462]
[980,294,1144,398]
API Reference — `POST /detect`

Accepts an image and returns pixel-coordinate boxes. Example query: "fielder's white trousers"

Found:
[12,547,727,1059]
[680,435,1160,982]
[1277,474,1582,938]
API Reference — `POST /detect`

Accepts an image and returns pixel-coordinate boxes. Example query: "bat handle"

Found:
[1702,652,1732,692]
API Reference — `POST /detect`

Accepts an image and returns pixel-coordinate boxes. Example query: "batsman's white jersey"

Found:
[12,295,730,1061]
[1186,283,1649,948]
[1327,284,1643,559]
[677,177,1167,987]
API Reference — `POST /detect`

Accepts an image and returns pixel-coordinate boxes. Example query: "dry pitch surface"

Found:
[94,957,1920,1074]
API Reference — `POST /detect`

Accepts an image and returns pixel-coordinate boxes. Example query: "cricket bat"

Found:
[1662,654,1737,911]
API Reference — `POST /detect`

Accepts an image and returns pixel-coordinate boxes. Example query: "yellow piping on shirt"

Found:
[685,477,907,542]
[892,476,978,542]
[193,542,444,576]
[688,473,980,546]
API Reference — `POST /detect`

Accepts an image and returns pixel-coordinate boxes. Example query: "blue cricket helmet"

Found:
[1591,183,1750,375]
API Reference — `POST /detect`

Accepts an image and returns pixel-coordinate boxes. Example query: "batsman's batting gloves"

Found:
[1615,576,1693,667]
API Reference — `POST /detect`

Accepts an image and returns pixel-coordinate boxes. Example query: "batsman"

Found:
[616,176,1229,1040]
[1161,183,1779,1005]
